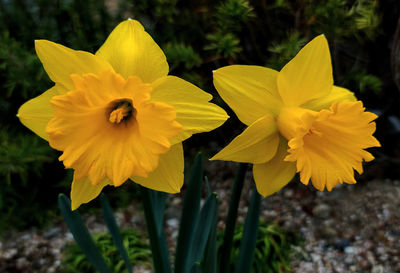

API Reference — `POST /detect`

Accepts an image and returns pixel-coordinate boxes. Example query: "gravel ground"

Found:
[1,161,399,273]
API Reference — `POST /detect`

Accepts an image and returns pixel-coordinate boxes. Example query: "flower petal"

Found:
[17,84,67,140]
[213,65,283,125]
[35,40,113,90]
[210,114,279,164]
[277,35,333,107]
[96,19,168,83]
[151,76,228,144]
[252,138,296,197]
[71,176,111,210]
[131,143,183,193]
[301,85,357,111]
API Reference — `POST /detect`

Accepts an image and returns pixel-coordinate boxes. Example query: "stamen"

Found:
[108,100,135,124]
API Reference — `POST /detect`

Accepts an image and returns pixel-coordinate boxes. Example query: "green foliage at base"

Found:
[220,222,298,273]
[60,229,152,273]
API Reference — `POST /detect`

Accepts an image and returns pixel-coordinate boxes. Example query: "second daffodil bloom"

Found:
[211,35,380,196]
[18,20,228,209]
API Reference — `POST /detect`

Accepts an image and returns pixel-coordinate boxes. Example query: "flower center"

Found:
[108,99,135,124]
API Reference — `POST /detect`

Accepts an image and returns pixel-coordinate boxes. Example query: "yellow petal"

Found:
[301,85,357,111]
[210,114,279,164]
[132,143,183,193]
[252,138,296,197]
[71,176,111,210]
[277,35,333,107]
[35,40,113,90]
[151,76,228,144]
[17,85,66,140]
[213,65,283,125]
[96,20,168,83]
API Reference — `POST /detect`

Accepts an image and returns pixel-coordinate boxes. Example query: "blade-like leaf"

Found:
[219,163,247,273]
[174,153,204,273]
[201,193,219,273]
[149,190,167,235]
[190,262,202,273]
[140,187,171,273]
[188,193,218,267]
[100,194,133,273]
[58,194,111,273]
[235,187,262,273]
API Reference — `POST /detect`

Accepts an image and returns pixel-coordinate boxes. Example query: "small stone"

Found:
[283,189,294,198]
[312,204,331,219]
[16,257,28,269]
[166,218,179,229]
[171,197,181,206]
[43,227,61,239]
[321,226,337,239]
[344,246,356,255]
[335,238,351,250]
[3,248,17,259]
[371,264,384,273]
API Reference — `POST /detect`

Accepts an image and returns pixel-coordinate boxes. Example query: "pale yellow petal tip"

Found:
[171,186,181,194]
[71,200,80,211]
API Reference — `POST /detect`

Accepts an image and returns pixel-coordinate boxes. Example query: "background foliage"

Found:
[60,229,152,273]
[0,0,399,235]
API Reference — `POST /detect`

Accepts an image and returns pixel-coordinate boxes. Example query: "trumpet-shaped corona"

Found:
[278,101,380,191]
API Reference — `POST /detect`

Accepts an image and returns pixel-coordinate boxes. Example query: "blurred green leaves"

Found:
[164,43,202,70]
[221,222,297,273]
[204,33,242,60]
[61,230,152,273]
[215,0,254,33]
[0,130,53,185]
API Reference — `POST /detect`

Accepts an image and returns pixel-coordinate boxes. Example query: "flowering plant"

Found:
[18,20,379,273]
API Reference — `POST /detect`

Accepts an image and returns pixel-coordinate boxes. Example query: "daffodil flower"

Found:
[211,35,380,196]
[18,20,228,209]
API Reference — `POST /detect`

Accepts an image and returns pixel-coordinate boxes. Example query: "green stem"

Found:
[140,187,171,273]
[235,187,262,273]
[219,163,248,273]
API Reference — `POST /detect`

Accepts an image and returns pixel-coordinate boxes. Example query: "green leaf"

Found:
[174,152,204,273]
[201,193,219,273]
[140,187,172,273]
[58,194,112,273]
[188,193,218,267]
[148,190,167,235]
[219,163,247,273]
[100,194,133,273]
[235,187,262,273]
[190,262,202,273]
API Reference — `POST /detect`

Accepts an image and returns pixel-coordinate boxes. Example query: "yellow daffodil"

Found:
[211,35,380,196]
[18,20,228,209]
